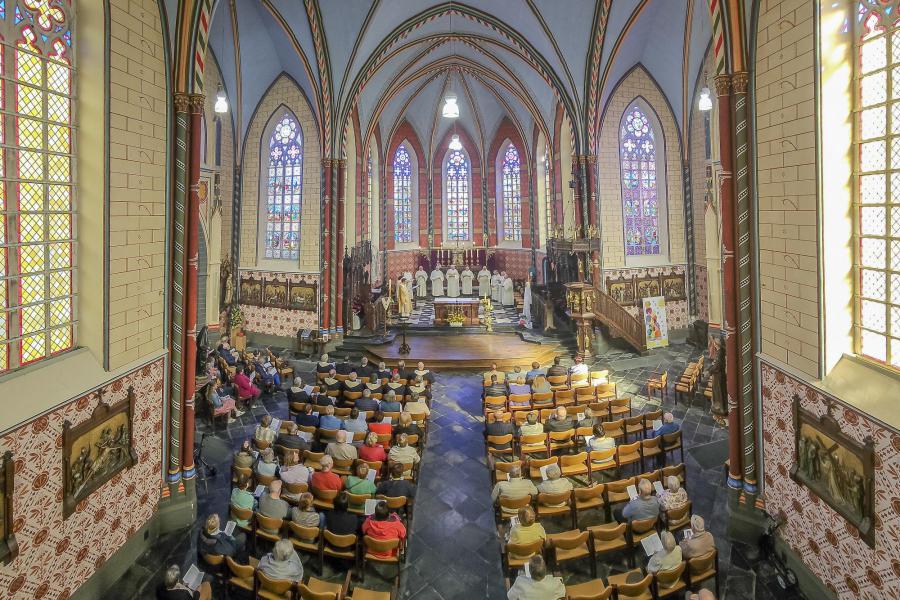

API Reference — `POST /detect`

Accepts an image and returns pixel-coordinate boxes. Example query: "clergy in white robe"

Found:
[397,276,413,318]
[501,272,515,306]
[415,267,428,298]
[430,264,445,297]
[446,265,460,297]
[478,267,491,298]
[461,267,474,295]
[523,278,533,323]
[490,270,502,303]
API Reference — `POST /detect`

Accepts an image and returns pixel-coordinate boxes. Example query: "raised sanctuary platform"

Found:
[363,332,558,370]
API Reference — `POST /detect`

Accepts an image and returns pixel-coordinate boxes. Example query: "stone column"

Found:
[335,159,346,334]
[321,159,332,335]
[715,74,743,490]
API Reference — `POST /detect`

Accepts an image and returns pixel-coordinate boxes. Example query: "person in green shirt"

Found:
[344,462,377,509]
[507,506,546,561]
[229,475,255,525]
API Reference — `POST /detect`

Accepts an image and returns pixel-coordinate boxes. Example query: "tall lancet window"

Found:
[501,144,522,241]
[856,9,900,368]
[1,1,77,371]
[392,145,413,243]
[264,114,303,260]
[446,149,470,241]
[620,105,661,257]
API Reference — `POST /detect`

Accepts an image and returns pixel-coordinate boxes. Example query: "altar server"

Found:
[446,264,460,297]
[430,263,445,297]
[415,266,428,298]
[501,272,515,307]
[491,270,503,303]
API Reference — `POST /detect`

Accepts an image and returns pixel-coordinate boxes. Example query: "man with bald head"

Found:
[258,480,290,530]
[325,429,358,461]
[617,478,660,522]
[680,514,716,558]
[543,406,574,433]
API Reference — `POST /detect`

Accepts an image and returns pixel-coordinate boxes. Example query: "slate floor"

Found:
[115,338,807,599]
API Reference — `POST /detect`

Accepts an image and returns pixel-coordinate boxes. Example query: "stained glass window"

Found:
[446,149,470,241]
[501,144,522,241]
[392,145,412,243]
[856,9,900,368]
[264,114,302,260]
[620,105,660,256]
[1,1,76,372]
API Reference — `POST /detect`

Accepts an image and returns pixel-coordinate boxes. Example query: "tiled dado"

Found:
[0,357,165,600]
[760,361,900,599]
[603,265,691,330]
[239,270,319,337]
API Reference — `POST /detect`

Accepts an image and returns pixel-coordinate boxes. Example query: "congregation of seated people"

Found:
[179,353,436,598]
[479,360,718,599]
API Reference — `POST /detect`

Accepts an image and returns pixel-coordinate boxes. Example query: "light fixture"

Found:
[214,85,228,114]
[449,134,462,150]
[442,93,459,118]
[698,87,712,112]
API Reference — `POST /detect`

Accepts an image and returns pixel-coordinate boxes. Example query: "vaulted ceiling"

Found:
[193,0,712,159]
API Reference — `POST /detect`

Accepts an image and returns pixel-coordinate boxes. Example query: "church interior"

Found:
[0,0,898,598]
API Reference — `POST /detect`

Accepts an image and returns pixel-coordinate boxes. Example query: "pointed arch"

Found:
[259,109,304,261]
[386,121,426,249]
[432,125,483,246]
[489,117,532,248]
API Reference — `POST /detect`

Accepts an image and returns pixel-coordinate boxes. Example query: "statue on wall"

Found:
[707,338,727,418]
[221,257,234,308]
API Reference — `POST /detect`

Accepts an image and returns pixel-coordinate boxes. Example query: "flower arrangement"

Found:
[229,304,245,333]
[447,308,466,327]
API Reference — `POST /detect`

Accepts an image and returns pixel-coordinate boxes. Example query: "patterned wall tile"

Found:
[603,265,690,329]
[761,362,900,599]
[0,358,165,600]
[239,270,319,337]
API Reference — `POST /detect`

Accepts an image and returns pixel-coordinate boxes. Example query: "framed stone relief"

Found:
[262,277,289,308]
[239,273,263,306]
[790,394,875,547]
[0,451,18,564]
[62,388,138,518]
[289,281,318,311]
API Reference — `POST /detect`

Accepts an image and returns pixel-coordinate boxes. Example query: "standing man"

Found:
[430,262,445,297]
[491,270,503,303]
[501,272,515,307]
[446,264,460,298]
[415,265,428,299]
[478,265,492,298]
[461,265,474,296]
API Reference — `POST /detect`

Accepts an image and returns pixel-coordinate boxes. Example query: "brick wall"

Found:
[240,76,321,272]
[598,66,686,269]
[755,0,819,378]
[106,0,168,369]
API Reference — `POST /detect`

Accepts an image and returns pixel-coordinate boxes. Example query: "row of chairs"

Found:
[483,370,610,390]
[493,463,687,527]
[562,558,718,600]
[218,557,395,599]
[483,387,624,415]
[234,453,419,489]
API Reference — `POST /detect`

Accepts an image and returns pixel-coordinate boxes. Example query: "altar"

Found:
[433,297,480,326]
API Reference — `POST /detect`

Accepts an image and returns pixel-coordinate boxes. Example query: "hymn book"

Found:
[626,484,638,500]
[364,499,378,515]
[366,469,377,482]
[224,521,236,536]
[539,464,551,481]
[652,419,663,430]
[183,564,204,591]
[269,418,281,432]
[254,485,266,497]
[640,533,664,556]
[653,481,665,495]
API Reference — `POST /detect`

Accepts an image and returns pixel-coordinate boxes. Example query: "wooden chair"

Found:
[642,409,663,437]
[519,433,548,460]
[573,483,606,526]
[565,580,612,600]
[304,451,325,470]
[590,400,611,421]
[376,495,412,523]
[199,551,225,583]
[605,477,636,512]
[587,449,618,481]
[332,458,355,477]
[687,549,719,596]
[590,370,610,386]
[547,374,569,389]
[653,561,688,598]
[288,522,323,573]
[554,389,575,407]
[500,537,544,581]
[255,514,284,548]
[508,393,532,410]
[609,397,632,420]
[662,431,684,465]
[300,573,351,600]
[596,383,617,402]
[560,452,589,479]
[344,391,363,403]
[570,372,589,388]
[536,490,575,529]
[547,429,576,455]
[575,385,597,403]
[646,370,668,402]
[255,472,276,487]
[321,530,358,574]
[346,583,396,600]
[531,391,554,408]
[346,492,375,515]
[224,556,255,597]
[484,395,508,412]
[493,460,524,485]
[232,464,252,484]
[319,428,340,445]
[628,516,660,561]
[588,521,630,568]
[486,434,515,462]
[616,442,642,477]
[527,456,558,480]
[640,437,663,472]
[608,569,653,600]
[661,463,686,491]
[256,569,295,600]
[360,536,404,586]
[229,505,254,538]
[311,487,339,510]
[496,495,534,524]
[546,529,595,578]
[662,501,692,535]
[624,415,645,441]
[602,419,626,443]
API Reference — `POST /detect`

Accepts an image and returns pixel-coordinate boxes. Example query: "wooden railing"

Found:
[593,285,648,354]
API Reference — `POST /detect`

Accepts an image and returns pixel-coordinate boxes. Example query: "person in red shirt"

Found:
[310,455,343,492]
[233,365,261,408]
[361,501,406,557]
[367,410,393,448]
[358,432,387,462]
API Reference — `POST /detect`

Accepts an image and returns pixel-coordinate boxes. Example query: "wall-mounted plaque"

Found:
[289,281,318,311]
[0,452,18,564]
[239,273,263,306]
[263,277,289,308]
[635,274,661,301]
[606,274,635,305]
[62,388,137,518]
[790,394,875,547]
[661,268,686,301]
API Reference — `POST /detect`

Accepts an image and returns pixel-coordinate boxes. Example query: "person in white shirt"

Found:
[461,266,474,295]
[414,266,428,298]
[446,264,460,297]
[568,354,589,376]
[506,555,565,600]
[478,266,491,298]
[501,272,515,307]
[490,270,502,302]
[430,263,445,297]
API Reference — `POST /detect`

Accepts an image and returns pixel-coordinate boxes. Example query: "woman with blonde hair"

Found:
[358,431,387,462]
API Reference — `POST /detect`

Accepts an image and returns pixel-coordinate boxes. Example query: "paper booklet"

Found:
[291,386,302,393]
[224,520,236,536]
[251,450,259,459]
[183,564,204,591]
[577,413,585,422]
[364,499,379,516]
[539,464,551,481]
[254,484,266,497]
[381,416,392,424]
[583,436,594,449]
[683,529,694,541]
[269,418,281,431]
[653,481,665,496]
[311,412,319,417]
[522,561,531,579]
[626,484,638,500]
[297,431,313,442]
[303,384,314,395]
[509,516,519,529]
[652,419,663,430]
[366,469,377,482]
[641,532,664,556]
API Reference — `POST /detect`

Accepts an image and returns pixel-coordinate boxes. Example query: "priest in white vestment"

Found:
[490,270,502,303]
[415,266,428,298]
[446,264,460,297]
[461,266,474,295]
[397,275,413,318]
[430,263,445,297]
[501,272,515,306]
[523,277,533,323]
[478,266,491,298]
